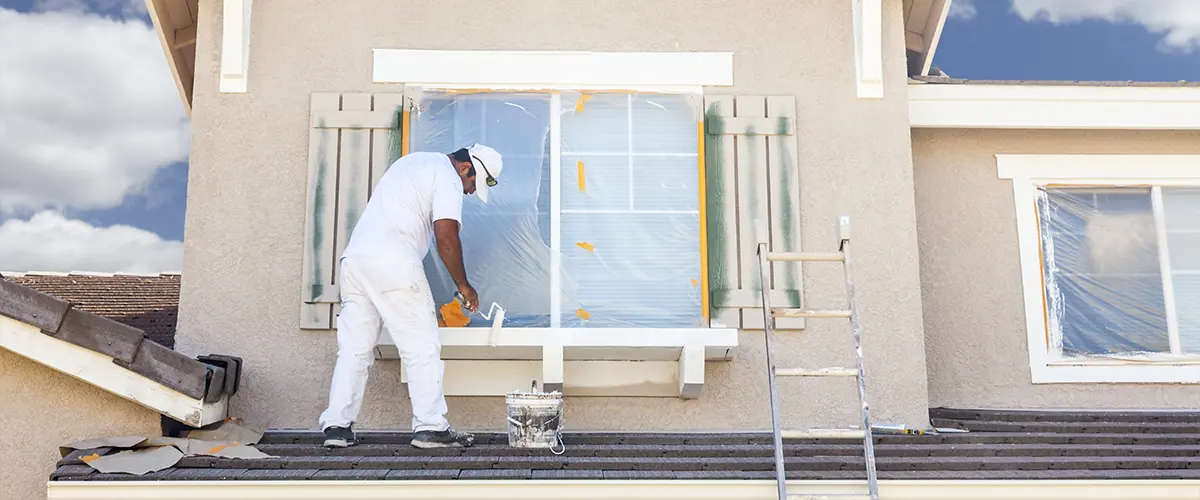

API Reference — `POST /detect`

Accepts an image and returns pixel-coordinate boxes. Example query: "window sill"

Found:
[1033,358,1200,384]
[375,327,738,398]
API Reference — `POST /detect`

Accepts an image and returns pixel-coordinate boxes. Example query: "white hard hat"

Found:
[467,143,503,203]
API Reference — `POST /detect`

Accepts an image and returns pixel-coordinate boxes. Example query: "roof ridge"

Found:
[1,271,182,278]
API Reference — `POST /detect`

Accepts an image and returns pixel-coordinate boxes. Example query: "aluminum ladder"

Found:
[753,215,878,500]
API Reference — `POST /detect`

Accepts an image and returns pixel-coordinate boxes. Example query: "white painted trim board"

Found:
[0,315,227,427]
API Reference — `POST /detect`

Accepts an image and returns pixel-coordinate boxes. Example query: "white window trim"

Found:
[372,49,733,91]
[997,154,1200,384]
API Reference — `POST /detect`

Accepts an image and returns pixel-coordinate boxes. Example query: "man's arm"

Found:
[433,218,478,311]
[433,219,468,288]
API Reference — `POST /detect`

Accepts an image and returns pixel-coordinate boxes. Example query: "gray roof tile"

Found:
[312,469,390,480]
[385,469,460,480]
[912,75,1200,87]
[51,408,1200,482]
[459,469,533,479]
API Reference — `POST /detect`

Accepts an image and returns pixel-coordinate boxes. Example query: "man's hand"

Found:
[457,283,480,313]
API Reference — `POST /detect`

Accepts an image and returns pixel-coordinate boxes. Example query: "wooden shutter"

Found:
[703,95,805,330]
[300,92,410,330]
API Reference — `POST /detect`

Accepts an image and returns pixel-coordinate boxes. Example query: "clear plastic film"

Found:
[411,90,705,329]
[1036,186,1200,357]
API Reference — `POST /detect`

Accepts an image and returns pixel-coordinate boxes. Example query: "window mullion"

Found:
[550,92,563,328]
[628,94,634,210]
[1151,186,1181,354]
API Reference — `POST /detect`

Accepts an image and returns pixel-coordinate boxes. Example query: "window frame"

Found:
[367,49,743,397]
[997,154,1200,384]
[407,90,708,330]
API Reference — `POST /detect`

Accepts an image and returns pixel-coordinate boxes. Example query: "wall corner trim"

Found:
[853,0,884,99]
[219,0,252,93]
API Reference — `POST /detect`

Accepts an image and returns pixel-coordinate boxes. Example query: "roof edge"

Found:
[1,271,182,278]
[43,478,1200,499]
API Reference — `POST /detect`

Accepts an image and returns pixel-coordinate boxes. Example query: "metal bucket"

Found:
[504,381,564,454]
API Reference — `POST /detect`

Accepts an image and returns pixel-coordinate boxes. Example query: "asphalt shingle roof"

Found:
[51,408,1200,481]
[1,272,179,348]
[912,75,1200,87]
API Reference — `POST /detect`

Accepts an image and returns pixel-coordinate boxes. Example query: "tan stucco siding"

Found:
[0,350,159,500]
[912,128,1200,409]
[176,0,929,431]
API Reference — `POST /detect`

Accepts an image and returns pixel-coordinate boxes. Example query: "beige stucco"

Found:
[0,349,159,500]
[175,0,929,431]
[912,128,1200,409]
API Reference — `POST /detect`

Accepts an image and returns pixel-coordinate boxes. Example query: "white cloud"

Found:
[34,0,147,17]
[0,8,189,215]
[949,0,977,21]
[1012,0,1200,52]
[0,211,182,273]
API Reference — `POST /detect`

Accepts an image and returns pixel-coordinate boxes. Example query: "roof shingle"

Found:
[1,272,180,348]
[51,408,1200,482]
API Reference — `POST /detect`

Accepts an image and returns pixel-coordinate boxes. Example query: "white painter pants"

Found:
[318,255,450,432]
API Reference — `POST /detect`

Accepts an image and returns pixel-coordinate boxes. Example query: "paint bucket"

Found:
[504,381,565,454]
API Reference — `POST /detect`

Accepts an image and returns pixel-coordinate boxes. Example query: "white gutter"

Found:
[46,479,1200,500]
[908,83,1200,130]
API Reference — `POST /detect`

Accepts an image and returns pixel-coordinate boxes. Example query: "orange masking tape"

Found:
[575,94,591,113]
[577,161,586,191]
[576,242,595,252]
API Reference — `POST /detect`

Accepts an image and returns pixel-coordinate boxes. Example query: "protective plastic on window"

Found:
[409,90,705,329]
[1035,186,1200,358]
[1162,187,1200,354]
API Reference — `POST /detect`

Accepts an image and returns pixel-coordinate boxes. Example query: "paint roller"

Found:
[454,291,506,346]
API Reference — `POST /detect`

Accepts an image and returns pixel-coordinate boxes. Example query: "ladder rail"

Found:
[755,220,788,500]
[754,216,879,500]
[839,216,880,500]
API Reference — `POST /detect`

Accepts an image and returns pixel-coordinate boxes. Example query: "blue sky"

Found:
[0,0,1197,273]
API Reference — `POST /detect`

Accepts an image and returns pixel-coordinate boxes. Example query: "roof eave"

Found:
[905,0,953,76]
[145,0,196,117]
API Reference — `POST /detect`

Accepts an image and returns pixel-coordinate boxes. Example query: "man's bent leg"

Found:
[374,288,449,432]
[359,259,472,448]
[318,258,383,434]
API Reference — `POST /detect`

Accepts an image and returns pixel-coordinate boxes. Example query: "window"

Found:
[998,154,1200,384]
[411,91,704,329]
[1039,187,1199,357]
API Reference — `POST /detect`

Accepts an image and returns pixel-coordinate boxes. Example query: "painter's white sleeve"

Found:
[430,167,463,230]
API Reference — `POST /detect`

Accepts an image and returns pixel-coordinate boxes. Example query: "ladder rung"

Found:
[788,495,872,500]
[781,429,867,439]
[767,251,844,262]
[776,367,858,378]
[773,308,852,318]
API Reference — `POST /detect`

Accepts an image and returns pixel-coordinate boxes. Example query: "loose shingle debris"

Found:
[51,409,1200,481]
[57,419,273,477]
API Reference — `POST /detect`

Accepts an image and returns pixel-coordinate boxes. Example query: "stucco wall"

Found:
[912,128,1200,409]
[175,0,929,431]
[0,350,160,500]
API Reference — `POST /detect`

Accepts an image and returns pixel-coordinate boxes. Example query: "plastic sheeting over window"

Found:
[410,91,704,329]
[1036,186,1200,358]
